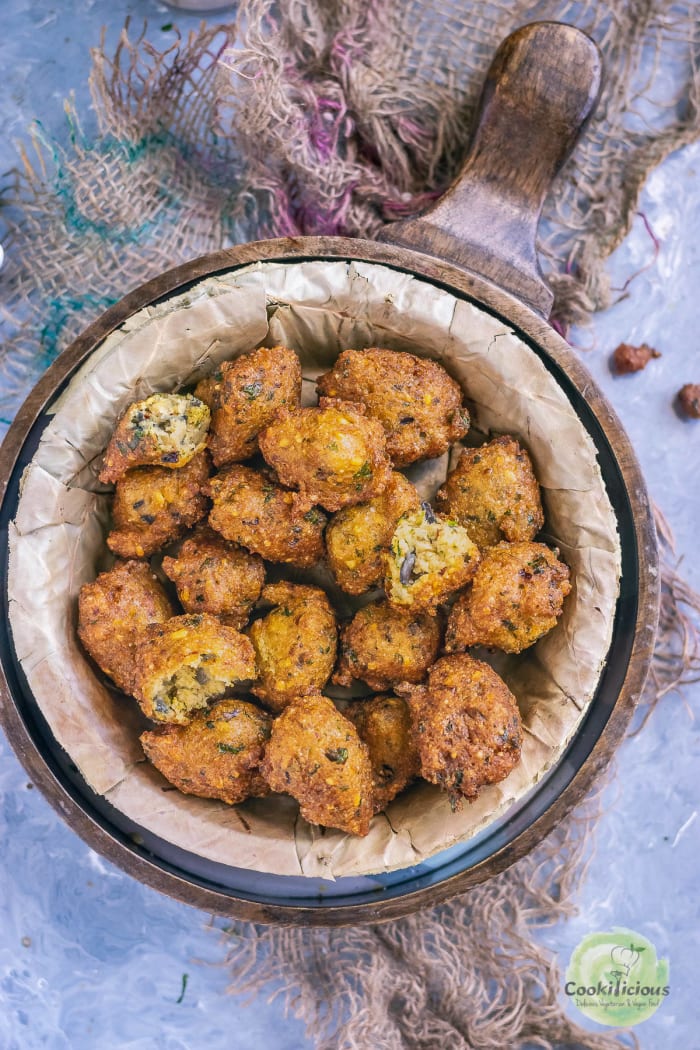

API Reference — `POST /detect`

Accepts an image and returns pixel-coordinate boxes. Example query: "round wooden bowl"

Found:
[0,23,659,925]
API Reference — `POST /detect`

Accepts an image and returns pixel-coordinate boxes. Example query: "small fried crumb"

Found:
[611,342,661,375]
[677,383,700,419]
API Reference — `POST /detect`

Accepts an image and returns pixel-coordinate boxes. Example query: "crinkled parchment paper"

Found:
[7,260,621,879]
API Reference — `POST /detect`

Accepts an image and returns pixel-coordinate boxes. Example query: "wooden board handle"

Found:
[378,22,602,317]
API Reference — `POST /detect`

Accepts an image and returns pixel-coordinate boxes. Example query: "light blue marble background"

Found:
[1,3,698,1047]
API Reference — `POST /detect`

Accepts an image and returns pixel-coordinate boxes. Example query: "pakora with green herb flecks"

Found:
[345,694,420,812]
[140,698,271,805]
[333,600,441,691]
[258,397,392,512]
[132,613,256,725]
[247,583,337,713]
[98,393,210,484]
[445,541,571,654]
[261,693,374,836]
[316,348,469,466]
[435,435,544,549]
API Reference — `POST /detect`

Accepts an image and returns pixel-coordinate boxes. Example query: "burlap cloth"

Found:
[2,1,700,1047]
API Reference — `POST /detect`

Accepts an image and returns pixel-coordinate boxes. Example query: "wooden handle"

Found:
[378,22,602,317]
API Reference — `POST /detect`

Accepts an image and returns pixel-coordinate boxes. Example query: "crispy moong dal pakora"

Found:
[345,694,420,813]
[325,471,420,595]
[400,653,523,807]
[140,698,271,805]
[98,393,210,484]
[435,435,544,549]
[247,582,337,713]
[78,560,175,694]
[384,502,480,612]
[161,525,265,629]
[205,345,302,467]
[445,540,571,655]
[107,450,211,559]
[132,613,256,725]
[207,464,326,567]
[258,397,392,512]
[333,600,441,691]
[316,348,469,467]
[261,693,374,836]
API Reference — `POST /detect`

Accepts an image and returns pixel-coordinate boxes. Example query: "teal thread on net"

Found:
[40,292,115,365]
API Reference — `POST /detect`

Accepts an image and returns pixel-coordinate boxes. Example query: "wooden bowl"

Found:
[0,23,659,925]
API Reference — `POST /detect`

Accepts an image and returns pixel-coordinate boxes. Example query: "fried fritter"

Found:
[435,436,544,549]
[316,348,469,466]
[325,471,420,595]
[78,560,175,694]
[345,694,420,812]
[247,583,337,713]
[261,693,374,836]
[98,393,210,484]
[193,371,222,411]
[140,698,271,805]
[445,541,571,655]
[132,613,256,724]
[383,503,480,612]
[333,600,440,691]
[107,450,210,559]
[161,525,265,629]
[207,464,326,567]
[207,345,302,466]
[258,397,392,512]
[401,653,522,806]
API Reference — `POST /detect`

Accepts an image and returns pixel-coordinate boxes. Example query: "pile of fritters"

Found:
[78,344,571,836]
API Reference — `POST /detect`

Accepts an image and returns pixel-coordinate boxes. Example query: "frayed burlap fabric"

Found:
[1,2,700,1047]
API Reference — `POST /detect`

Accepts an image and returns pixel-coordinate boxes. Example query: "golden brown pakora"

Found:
[247,583,337,713]
[132,613,256,724]
[333,600,441,691]
[445,541,571,655]
[207,345,302,467]
[78,559,175,694]
[193,370,223,411]
[435,436,544,549]
[161,525,265,629]
[261,693,374,835]
[400,653,522,806]
[258,397,392,512]
[345,694,420,813]
[107,450,211,559]
[383,503,480,612]
[140,698,271,805]
[207,464,326,567]
[325,471,420,594]
[98,393,210,484]
[316,348,469,466]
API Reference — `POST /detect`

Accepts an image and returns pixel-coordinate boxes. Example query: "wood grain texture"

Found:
[378,22,602,316]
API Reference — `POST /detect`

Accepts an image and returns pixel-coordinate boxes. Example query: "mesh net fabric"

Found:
[1,2,700,1046]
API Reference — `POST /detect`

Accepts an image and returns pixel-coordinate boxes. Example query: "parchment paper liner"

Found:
[8,260,621,879]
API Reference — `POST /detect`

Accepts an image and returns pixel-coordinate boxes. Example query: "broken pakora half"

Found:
[261,693,374,836]
[78,559,175,694]
[132,613,256,725]
[400,653,523,807]
[325,471,420,595]
[258,397,392,512]
[445,540,571,655]
[247,582,337,713]
[107,450,211,559]
[161,525,265,629]
[316,347,469,466]
[345,694,420,813]
[98,393,210,483]
[333,599,441,691]
[207,345,302,466]
[383,502,480,612]
[140,698,271,805]
[435,435,544,549]
[207,464,326,567]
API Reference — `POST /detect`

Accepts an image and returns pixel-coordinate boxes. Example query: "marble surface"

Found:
[1,3,698,1048]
